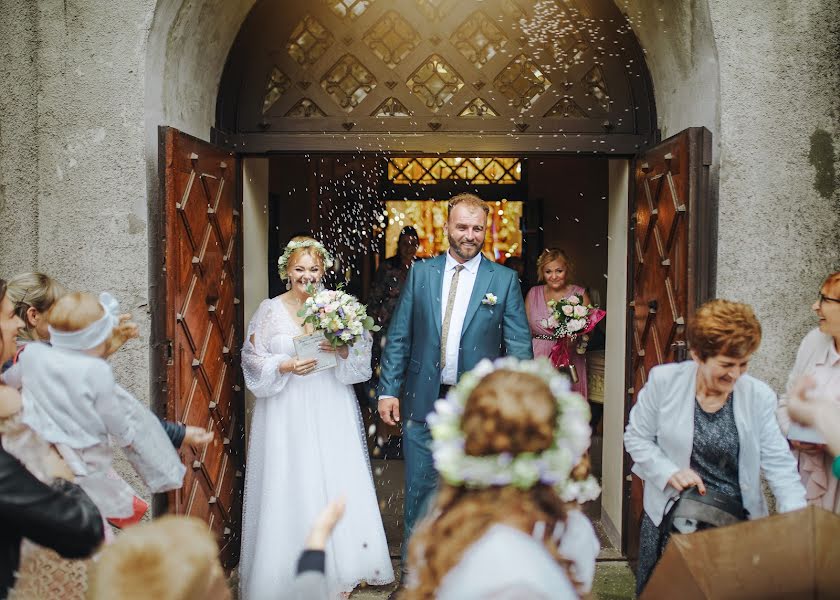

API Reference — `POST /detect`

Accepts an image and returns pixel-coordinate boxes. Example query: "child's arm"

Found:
[94,375,185,493]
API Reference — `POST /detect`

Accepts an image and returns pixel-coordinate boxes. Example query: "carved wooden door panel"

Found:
[160,127,245,568]
[624,127,714,558]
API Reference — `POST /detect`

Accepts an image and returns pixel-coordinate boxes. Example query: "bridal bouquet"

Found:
[298,287,380,347]
[540,294,605,370]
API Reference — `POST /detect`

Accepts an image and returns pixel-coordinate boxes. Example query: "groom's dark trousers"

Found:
[375,254,533,564]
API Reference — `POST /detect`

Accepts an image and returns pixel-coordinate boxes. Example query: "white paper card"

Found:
[787,422,826,445]
[293,330,336,373]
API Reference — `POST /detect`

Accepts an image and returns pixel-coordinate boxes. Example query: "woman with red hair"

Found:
[625,299,806,594]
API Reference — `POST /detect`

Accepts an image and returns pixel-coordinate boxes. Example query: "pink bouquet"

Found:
[539,293,606,369]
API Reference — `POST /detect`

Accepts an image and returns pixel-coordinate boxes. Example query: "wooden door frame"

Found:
[620,127,716,558]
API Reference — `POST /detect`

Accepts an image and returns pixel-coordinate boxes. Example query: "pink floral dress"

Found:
[526,284,588,399]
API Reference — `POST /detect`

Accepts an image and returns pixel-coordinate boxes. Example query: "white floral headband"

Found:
[277,240,334,280]
[427,357,600,504]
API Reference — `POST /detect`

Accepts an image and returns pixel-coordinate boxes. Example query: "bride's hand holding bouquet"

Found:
[298,286,380,359]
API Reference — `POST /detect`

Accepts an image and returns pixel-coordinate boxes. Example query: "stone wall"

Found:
[626,0,840,390]
[0,0,156,491]
[708,0,840,390]
[0,1,39,271]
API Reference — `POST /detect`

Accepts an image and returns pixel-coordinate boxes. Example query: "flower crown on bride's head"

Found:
[277,239,334,280]
[427,357,601,504]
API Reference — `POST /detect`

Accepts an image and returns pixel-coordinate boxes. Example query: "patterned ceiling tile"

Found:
[583,65,610,112]
[262,67,292,114]
[544,97,588,118]
[363,10,421,68]
[321,54,377,111]
[406,54,464,111]
[459,97,499,117]
[415,0,455,21]
[451,10,509,69]
[285,98,327,118]
[494,54,551,109]
[371,97,412,117]
[547,33,589,72]
[286,15,334,67]
[324,0,374,21]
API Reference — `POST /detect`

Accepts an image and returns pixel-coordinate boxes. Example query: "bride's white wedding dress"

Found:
[239,297,394,599]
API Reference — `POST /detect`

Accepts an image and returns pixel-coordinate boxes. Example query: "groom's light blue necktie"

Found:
[440,264,465,370]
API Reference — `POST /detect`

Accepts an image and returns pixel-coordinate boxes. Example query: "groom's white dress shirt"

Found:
[440,251,481,385]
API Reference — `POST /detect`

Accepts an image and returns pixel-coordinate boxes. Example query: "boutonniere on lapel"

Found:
[481,293,498,306]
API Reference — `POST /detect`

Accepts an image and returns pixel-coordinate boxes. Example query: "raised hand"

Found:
[105,313,140,357]
[305,497,346,550]
[183,426,214,447]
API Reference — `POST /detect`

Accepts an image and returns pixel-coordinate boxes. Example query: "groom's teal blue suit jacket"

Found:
[376,253,533,421]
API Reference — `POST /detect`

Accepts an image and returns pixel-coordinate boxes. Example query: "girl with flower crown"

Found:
[239,236,393,599]
[402,358,600,599]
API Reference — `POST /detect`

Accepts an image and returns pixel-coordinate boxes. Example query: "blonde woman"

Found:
[6,272,67,343]
[525,249,591,397]
[240,237,393,599]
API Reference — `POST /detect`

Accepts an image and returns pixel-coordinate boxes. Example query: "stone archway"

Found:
[215,0,657,153]
[144,0,723,552]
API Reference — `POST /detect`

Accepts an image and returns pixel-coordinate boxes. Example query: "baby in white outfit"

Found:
[1,292,185,519]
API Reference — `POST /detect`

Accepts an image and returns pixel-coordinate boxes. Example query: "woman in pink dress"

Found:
[525,248,591,398]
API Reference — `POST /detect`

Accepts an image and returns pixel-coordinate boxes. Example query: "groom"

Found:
[376,193,533,564]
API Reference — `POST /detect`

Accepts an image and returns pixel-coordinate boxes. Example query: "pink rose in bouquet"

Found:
[539,293,606,369]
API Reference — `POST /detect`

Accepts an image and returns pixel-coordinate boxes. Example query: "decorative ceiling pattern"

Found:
[226,0,649,136]
[387,156,521,184]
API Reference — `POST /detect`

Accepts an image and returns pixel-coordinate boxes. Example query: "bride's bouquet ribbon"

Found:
[548,308,606,369]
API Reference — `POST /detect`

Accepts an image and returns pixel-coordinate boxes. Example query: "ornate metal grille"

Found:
[218,0,655,148]
[387,157,521,184]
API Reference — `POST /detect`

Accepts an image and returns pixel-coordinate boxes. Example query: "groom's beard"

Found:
[448,233,483,261]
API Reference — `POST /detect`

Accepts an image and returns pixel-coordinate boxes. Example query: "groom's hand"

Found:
[378,396,401,426]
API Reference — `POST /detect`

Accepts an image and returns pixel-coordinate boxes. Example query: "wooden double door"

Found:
[155,126,713,566]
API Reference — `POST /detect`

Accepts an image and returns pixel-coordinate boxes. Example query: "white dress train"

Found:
[239,297,394,600]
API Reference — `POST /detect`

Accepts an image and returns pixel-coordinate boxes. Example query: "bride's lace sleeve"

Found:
[335,331,373,385]
[242,299,292,398]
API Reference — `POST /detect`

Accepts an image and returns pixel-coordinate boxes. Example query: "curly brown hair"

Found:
[401,369,582,599]
[686,299,762,361]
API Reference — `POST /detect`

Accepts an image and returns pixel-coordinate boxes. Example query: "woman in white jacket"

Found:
[624,299,806,594]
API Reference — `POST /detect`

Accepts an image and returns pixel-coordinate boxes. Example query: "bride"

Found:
[239,236,394,599]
